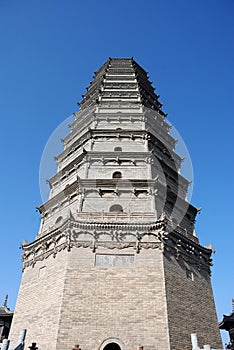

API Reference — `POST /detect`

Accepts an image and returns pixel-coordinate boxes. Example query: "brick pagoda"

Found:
[10,58,222,350]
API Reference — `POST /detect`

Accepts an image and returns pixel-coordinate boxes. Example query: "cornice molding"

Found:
[49,151,153,186]
[21,217,211,274]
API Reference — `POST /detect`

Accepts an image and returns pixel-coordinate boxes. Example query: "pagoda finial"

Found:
[3,294,8,307]
[232,298,234,313]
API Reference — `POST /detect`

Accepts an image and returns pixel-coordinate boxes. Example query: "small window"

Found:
[112,171,122,179]
[55,216,63,225]
[114,147,122,152]
[110,204,123,213]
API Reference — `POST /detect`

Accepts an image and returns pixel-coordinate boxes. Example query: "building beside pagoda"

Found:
[219,300,234,349]
[9,58,222,350]
[0,296,13,342]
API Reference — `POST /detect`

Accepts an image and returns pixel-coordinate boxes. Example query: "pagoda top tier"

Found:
[79,57,165,116]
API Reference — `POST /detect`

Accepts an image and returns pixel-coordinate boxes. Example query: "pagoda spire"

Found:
[79,57,165,115]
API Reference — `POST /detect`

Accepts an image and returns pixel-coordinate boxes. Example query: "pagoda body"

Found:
[10,58,222,350]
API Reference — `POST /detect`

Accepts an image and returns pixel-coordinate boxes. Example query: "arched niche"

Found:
[55,216,63,225]
[109,204,123,213]
[114,146,122,152]
[112,171,122,179]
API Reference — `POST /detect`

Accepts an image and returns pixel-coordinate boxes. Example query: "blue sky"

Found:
[0,0,233,347]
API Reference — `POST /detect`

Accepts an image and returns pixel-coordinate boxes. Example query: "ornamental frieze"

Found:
[21,217,212,274]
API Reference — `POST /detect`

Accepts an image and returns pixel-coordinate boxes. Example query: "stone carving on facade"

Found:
[21,214,212,275]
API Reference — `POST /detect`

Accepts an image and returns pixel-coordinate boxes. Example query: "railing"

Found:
[76,211,157,223]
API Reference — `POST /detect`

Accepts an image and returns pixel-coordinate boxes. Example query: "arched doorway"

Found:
[103,343,121,350]
[100,338,123,350]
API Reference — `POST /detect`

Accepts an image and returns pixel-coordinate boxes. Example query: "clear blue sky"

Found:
[0,0,233,347]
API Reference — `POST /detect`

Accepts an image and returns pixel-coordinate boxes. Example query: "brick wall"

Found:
[56,247,170,350]
[9,241,222,350]
[163,251,222,350]
[10,246,172,350]
[9,250,69,350]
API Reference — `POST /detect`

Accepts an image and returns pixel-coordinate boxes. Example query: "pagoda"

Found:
[9,58,222,350]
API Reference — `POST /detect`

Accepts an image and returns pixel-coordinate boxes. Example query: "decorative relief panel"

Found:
[95,253,135,267]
